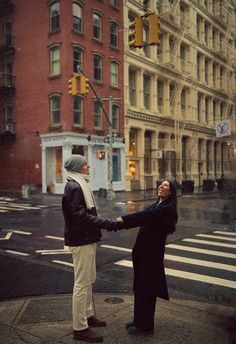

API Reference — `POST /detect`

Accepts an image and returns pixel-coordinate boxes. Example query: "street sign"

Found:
[156,150,163,159]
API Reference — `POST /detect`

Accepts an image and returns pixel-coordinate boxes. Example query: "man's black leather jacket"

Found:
[62,180,121,246]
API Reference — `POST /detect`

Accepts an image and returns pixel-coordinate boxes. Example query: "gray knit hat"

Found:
[64,155,86,172]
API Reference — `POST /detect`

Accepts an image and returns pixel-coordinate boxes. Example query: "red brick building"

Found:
[0,0,125,194]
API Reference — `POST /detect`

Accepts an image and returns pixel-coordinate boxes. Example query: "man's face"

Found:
[80,162,90,175]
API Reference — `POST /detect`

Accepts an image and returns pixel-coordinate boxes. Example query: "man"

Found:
[62,154,122,342]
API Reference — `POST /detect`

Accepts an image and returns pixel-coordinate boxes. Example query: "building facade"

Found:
[0,0,125,194]
[124,0,236,191]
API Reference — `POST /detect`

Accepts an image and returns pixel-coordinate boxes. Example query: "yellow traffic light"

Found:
[79,75,89,94]
[149,14,160,45]
[128,16,143,48]
[68,74,78,96]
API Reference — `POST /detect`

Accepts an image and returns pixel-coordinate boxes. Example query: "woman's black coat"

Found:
[121,199,177,300]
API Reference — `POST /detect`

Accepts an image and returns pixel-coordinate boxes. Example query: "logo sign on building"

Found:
[215,120,231,137]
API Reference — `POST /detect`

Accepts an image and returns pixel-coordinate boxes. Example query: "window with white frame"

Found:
[129,68,136,106]
[49,1,60,32]
[143,26,150,58]
[197,93,202,122]
[3,21,12,46]
[73,46,83,73]
[94,54,102,81]
[110,21,118,47]
[181,88,186,112]
[143,74,151,109]
[50,46,60,76]
[112,104,119,131]
[94,100,102,128]
[4,105,13,131]
[110,0,118,7]
[157,79,164,111]
[205,59,209,83]
[205,97,209,123]
[73,2,82,32]
[213,99,216,122]
[74,96,83,126]
[110,61,118,87]
[50,95,60,124]
[93,13,102,40]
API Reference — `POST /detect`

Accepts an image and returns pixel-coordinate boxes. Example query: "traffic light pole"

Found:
[107,96,114,200]
[76,66,120,200]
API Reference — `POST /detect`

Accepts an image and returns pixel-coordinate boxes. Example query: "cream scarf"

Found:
[66,171,96,210]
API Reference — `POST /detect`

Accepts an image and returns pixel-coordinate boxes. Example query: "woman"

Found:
[119,180,178,335]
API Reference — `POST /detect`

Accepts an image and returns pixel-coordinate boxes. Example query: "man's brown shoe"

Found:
[73,327,103,342]
[88,316,107,327]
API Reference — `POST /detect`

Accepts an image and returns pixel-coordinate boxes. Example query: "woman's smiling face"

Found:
[157,180,171,201]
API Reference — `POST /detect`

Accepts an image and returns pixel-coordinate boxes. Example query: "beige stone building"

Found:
[124,0,236,191]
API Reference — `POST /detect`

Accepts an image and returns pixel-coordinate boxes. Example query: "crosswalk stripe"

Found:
[164,254,236,272]
[11,230,32,235]
[196,233,236,242]
[45,235,64,241]
[101,243,236,259]
[0,201,46,212]
[52,260,73,267]
[100,244,132,252]
[0,206,24,211]
[5,250,29,256]
[166,244,236,259]
[36,249,69,255]
[182,238,236,248]
[214,231,236,237]
[101,244,236,271]
[114,260,236,290]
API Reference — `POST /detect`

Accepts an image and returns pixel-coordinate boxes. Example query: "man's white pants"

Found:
[69,243,96,330]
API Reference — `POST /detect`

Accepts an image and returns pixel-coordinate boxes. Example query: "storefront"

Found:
[41,133,125,194]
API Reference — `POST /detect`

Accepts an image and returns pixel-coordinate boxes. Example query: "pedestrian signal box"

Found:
[96,150,106,160]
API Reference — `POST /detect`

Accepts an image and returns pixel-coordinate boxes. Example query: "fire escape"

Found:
[0,0,16,144]
[158,0,192,181]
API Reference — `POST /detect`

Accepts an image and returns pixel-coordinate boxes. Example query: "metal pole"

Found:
[107,96,115,200]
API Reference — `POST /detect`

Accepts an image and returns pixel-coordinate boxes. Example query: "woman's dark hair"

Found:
[157,180,178,232]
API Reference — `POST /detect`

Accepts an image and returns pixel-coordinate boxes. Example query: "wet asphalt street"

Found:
[0,190,236,307]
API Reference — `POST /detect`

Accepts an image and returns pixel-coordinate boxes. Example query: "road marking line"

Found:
[196,234,236,242]
[5,250,29,256]
[45,235,64,241]
[115,260,236,289]
[10,230,32,235]
[0,206,24,211]
[167,244,236,259]
[0,201,41,209]
[100,244,132,252]
[52,260,73,267]
[164,254,236,272]
[0,232,13,240]
[101,243,236,260]
[214,231,236,237]
[36,249,69,255]
[182,238,236,248]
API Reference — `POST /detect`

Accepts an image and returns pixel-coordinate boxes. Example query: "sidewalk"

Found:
[0,293,235,344]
